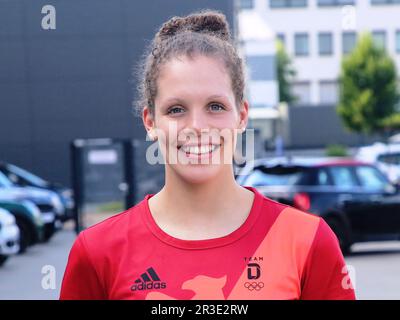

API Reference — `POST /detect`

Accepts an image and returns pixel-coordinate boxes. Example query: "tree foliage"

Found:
[338,33,400,136]
[276,40,297,104]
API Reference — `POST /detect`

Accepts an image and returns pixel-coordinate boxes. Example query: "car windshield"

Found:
[0,171,13,188]
[6,164,48,187]
[355,166,389,190]
[377,153,400,165]
[243,166,305,187]
[328,166,358,189]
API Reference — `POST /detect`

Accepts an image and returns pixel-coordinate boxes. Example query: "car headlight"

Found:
[50,194,65,216]
[7,214,16,226]
[0,208,16,227]
[61,189,73,199]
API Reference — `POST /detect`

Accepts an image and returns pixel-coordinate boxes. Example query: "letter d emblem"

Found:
[247,263,261,280]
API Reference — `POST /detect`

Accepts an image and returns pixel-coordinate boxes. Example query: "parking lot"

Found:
[345,241,400,299]
[0,223,399,300]
[0,224,75,300]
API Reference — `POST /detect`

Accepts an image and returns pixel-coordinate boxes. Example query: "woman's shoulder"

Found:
[259,193,344,264]
[77,199,146,249]
[257,193,324,250]
[259,193,321,226]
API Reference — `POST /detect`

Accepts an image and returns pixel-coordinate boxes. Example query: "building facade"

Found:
[239,0,400,106]
[236,8,280,149]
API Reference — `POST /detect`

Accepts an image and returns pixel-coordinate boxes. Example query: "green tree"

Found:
[276,40,297,104]
[338,33,400,137]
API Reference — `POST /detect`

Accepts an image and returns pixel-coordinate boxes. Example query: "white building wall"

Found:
[247,0,400,105]
[238,10,279,108]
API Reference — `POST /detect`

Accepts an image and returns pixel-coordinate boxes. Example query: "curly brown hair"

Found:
[133,10,245,117]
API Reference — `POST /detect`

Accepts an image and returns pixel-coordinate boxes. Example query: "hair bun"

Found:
[156,10,231,42]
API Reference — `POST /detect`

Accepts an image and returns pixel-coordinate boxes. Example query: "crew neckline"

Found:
[141,186,263,250]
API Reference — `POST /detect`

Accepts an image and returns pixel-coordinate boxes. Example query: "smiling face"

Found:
[143,54,248,184]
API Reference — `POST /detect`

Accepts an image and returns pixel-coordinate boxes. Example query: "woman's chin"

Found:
[173,165,222,184]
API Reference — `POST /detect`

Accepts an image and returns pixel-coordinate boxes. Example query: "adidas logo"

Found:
[131,267,167,291]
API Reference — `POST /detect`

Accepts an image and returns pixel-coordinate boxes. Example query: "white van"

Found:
[355,142,400,184]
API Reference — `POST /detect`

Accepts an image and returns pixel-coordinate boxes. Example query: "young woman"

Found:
[60,10,356,300]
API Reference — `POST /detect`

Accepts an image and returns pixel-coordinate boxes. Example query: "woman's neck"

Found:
[148,166,254,239]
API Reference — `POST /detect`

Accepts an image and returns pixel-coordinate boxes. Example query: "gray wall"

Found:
[0,0,234,187]
[287,105,381,149]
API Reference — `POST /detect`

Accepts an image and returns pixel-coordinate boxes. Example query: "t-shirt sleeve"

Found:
[59,232,107,300]
[300,218,356,300]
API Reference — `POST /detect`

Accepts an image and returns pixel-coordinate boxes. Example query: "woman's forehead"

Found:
[156,55,234,101]
[159,55,228,81]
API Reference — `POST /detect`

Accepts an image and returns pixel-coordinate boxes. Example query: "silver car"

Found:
[0,207,20,266]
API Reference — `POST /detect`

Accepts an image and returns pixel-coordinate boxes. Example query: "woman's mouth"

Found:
[178,144,221,159]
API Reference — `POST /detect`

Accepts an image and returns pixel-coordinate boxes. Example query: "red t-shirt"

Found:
[60,186,356,300]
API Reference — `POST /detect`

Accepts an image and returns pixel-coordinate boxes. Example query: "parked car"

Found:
[0,198,44,253]
[0,207,20,266]
[237,157,400,254]
[0,171,63,243]
[389,133,400,144]
[0,162,74,222]
[355,142,400,184]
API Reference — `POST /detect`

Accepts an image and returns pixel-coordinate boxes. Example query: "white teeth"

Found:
[181,144,218,155]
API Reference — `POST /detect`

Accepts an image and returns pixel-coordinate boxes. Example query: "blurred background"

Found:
[0,0,400,299]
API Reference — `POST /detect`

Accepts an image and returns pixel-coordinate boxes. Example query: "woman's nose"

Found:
[186,109,208,133]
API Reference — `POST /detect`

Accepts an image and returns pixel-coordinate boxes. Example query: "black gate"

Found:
[71,138,164,233]
[71,139,129,233]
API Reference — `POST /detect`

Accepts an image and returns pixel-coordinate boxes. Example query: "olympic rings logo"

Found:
[244,281,264,291]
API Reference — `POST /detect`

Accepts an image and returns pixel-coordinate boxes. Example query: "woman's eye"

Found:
[167,107,184,115]
[209,103,225,112]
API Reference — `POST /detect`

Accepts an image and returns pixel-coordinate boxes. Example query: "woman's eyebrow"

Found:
[207,94,229,100]
[164,97,185,105]
[163,94,230,106]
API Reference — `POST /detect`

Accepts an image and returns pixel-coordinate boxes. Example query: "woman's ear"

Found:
[238,100,249,133]
[142,106,157,141]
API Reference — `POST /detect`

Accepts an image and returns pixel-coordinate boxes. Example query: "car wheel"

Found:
[324,217,351,255]
[0,255,9,267]
[43,222,56,242]
[16,219,32,254]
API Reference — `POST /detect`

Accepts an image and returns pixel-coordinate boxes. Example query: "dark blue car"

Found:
[237,157,400,254]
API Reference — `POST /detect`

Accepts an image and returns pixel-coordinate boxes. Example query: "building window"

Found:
[239,0,254,9]
[342,32,357,54]
[292,82,311,104]
[246,55,276,81]
[371,0,400,5]
[295,33,309,56]
[318,32,333,55]
[372,31,386,49]
[270,0,308,8]
[318,0,355,6]
[319,81,338,104]
[276,33,286,46]
[396,31,400,53]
